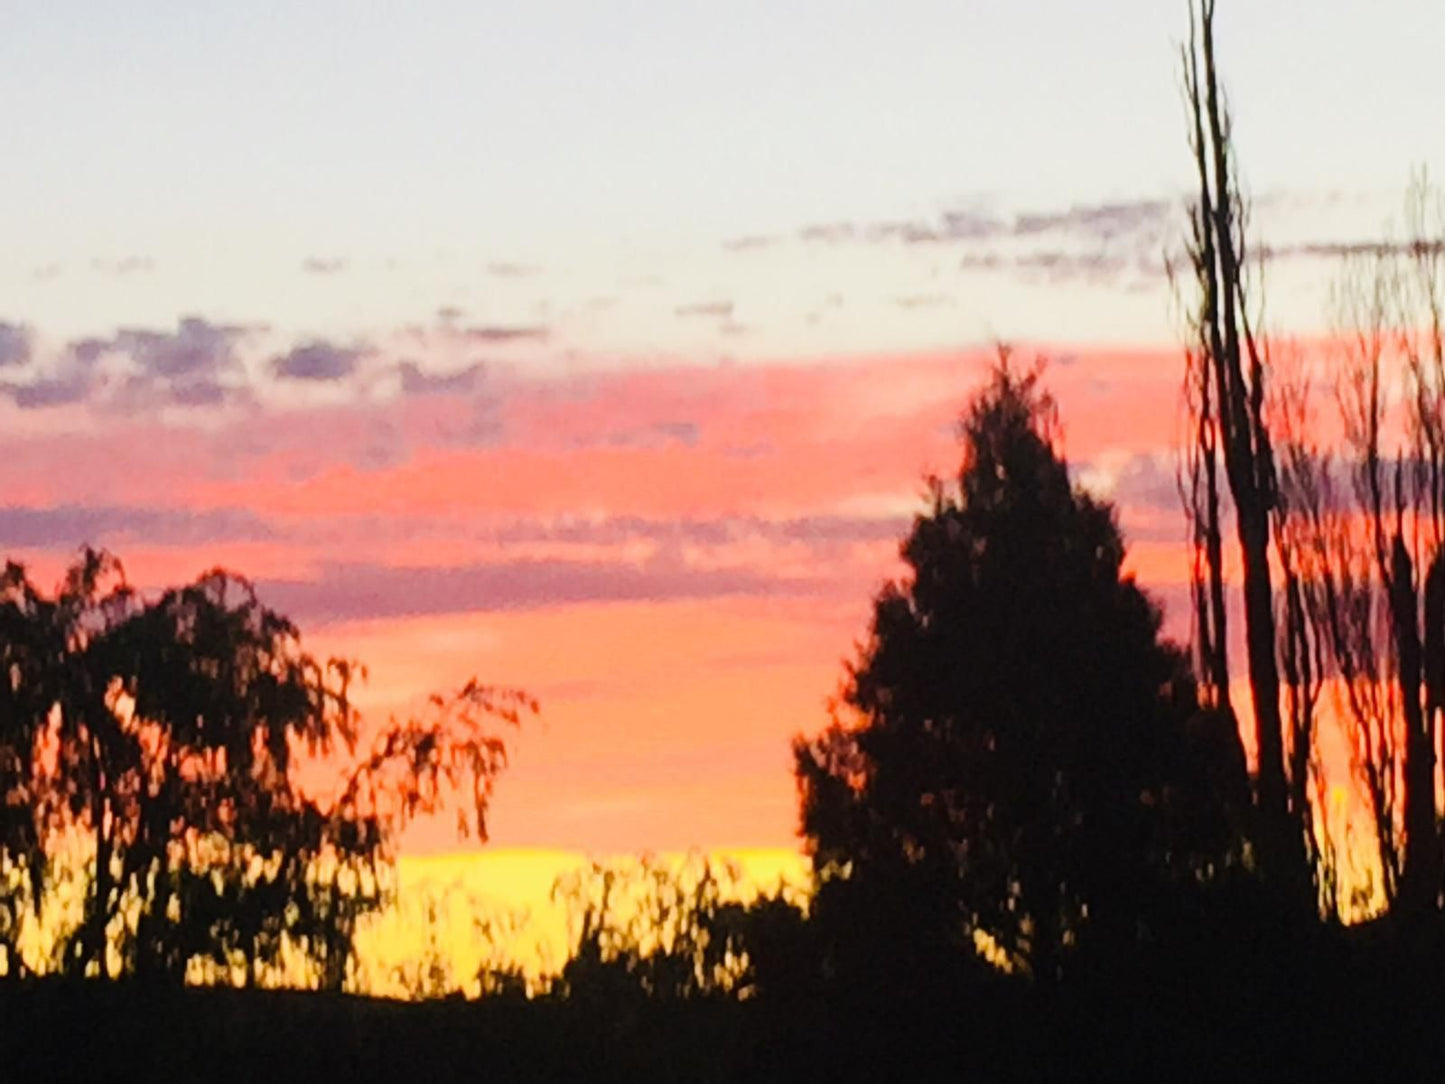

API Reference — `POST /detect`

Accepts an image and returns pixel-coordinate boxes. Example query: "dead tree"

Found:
[1329,176,1445,918]
[1179,0,1310,895]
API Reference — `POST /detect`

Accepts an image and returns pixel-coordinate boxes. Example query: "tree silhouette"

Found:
[0,548,535,986]
[1270,173,1445,919]
[546,851,808,1006]
[794,356,1196,982]
[1176,0,1317,902]
[0,560,57,978]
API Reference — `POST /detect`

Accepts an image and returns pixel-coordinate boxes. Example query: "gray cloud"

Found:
[0,323,32,368]
[1012,199,1172,242]
[1015,250,1131,285]
[955,249,1140,287]
[0,323,244,411]
[487,261,540,277]
[796,197,1173,253]
[0,317,377,410]
[7,374,94,410]
[67,337,111,366]
[271,340,362,382]
[0,503,275,549]
[938,209,1007,242]
[115,316,246,380]
[868,220,959,244]
[98,317,252,408]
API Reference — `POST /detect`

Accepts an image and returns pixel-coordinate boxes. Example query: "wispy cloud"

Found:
[1015,250,1131,285]
[487,513,909,549]
[257,553,821,625]
[792,197,1173,252]
[463,325,548,343]
[0,503,274,549]
[1011,199,1171,242]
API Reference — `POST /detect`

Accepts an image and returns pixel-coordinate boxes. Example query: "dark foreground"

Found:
[4,921,1444,1082]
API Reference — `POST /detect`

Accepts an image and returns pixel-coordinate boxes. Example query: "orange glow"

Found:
[0,344,1206,866]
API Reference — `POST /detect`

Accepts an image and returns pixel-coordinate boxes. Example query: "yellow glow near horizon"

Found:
[351,847,811,999]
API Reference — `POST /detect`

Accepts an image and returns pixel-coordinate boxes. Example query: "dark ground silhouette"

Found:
[5,919,1445,1082]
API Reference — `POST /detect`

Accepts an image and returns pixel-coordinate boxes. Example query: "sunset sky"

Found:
[3,1,1443,883]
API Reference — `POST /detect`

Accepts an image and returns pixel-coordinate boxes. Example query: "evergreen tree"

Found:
[795,356,1194,981]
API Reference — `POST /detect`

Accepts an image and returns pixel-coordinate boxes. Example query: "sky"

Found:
[2,1,1443,875]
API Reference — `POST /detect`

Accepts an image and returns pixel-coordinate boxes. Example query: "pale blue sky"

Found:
[2,2,1442,349]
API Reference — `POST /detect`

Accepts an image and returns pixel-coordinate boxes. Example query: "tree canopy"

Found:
[795,357,1200,980]
[0,548,535,987]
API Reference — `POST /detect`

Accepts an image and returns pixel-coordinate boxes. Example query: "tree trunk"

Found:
[1183,0,1312,903]
[1393,537,1439,916]
[89,757,112,979]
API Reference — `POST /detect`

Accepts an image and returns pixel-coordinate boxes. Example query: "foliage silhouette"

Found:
[550,852,805,1003]
[1269,173,1445,920]
[794,354,1203,982]
[0,548,535,988]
